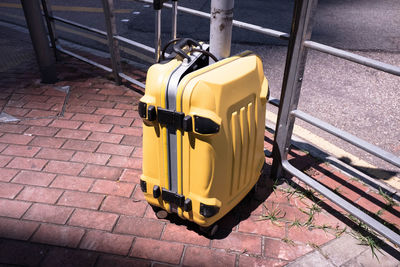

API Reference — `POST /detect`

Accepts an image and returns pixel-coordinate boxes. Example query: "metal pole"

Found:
[155,9,162,62]
[41,0,58,60]
[171,0,178,39]
[270,0,319,179]
[20,0,57,84]
[209,0,234,61]
[101,0,122,85]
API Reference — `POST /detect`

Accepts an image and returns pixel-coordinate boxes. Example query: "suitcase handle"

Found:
[160,38,180,62]
[160,38,219,63]
[190,48,219,63]
[173,38,201,61]
[154,0,178,62]
[159,37,200,61]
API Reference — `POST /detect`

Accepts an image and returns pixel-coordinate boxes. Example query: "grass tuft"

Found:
[378,187,397,208]
[258,204,286,225]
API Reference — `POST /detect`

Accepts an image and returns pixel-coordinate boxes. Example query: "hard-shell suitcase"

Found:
[138,41,269,231]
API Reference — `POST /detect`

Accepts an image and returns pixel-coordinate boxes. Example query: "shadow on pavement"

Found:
[156,162,275,240]
[0,238,149,266]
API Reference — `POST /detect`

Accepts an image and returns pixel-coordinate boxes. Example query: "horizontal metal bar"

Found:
[56,45,112,72]
[291,109,400,168]
[57,45,146,89]
[268,97,280,107]
[135,0,209,18]
[233,19,289,40]
[134,0,289,40]
[304,41,400,76]
[51,15,159,55]
[282,160,400,246]
[50,15,107,36]
[114,35,154,54]
[118,72,145,88]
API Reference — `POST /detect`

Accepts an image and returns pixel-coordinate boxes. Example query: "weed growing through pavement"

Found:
[307,242,320,249]
[271,178,283,194]
[300,149,310,155]
[349,177,360,182]
[350,230,383,260]
[300,203,322,226]
[314,223,332,233]
[259,204,286,225]
[346,214,384,260]
[281,186,299,201]
[332,186,342,194]
[334,226,347,238]
[267,180,396,261]
[375,209,384,217]
[378,187,397,208]
[289,218,304,228]
[282,237,296,246]
[322,161,330,167]
[298,187,322,205]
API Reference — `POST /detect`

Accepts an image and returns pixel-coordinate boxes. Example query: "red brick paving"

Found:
[90,180,134,197]
[23,203,73,224]
[183,246,236,266]
[80,230,134,255]
[115,216,164,239]
[161,223,211,246]
[0,217,39,240]
[0,53,399,267]
[71,151,110,165]
[50,175,94,192]
[68,209,118,231]
[31,224,85,248]
[131,238,184,264]
[36,148,75,161]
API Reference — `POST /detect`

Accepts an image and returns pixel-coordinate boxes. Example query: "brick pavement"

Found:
[0,26,399,266]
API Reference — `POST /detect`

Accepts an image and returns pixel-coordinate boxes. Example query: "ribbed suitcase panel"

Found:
[230,100,258,197]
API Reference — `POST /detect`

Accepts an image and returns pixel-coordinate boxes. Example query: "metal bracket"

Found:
[162,188,185,207]
[157,107,185,129]
[194,115,220,134]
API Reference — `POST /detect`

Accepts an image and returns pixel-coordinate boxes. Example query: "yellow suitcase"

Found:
[139,43,268,234]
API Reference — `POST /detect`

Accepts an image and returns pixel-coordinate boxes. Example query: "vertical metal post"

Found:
[154,8,162,62]
[41,0,58,60]
[209,0,234,61]
[101,0,122,85]
[271,0,319,179]
[20,0,57,84]
[171,0,178,39]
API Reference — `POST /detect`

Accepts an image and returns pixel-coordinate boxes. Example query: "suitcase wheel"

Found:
[156,209,169,219]
[199,224,219,237]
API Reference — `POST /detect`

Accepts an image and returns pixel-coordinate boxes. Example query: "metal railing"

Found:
[36,0,400,246]
[40,0,291,89]
[270,0,400,246]
[41,0,148,88]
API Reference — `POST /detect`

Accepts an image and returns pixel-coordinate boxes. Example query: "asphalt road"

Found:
[0,0,399,180]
